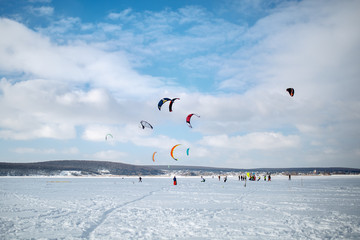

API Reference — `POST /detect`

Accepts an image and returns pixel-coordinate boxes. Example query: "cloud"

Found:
[202,0,360,167]
[13,147,55,154]
[86,150,127,161]
[1,1,360,168]
[107,8,133,20]
[0,18,163,98]
[200,132,299,151]
[28,6,54,16]
[0,77,78,141]
[82,123,188,150]
[218,0,360,94]
[12,147,78,155]
[82,125,125,142]
[0,78,138,140]
[35,6,245,73]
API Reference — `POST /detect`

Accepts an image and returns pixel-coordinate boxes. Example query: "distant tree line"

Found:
[0,160,359,176]
[0,160,163,176]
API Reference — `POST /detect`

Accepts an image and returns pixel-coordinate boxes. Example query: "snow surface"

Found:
[1,175,360,239]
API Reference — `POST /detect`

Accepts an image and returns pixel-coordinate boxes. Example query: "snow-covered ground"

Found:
[1,175,360,239]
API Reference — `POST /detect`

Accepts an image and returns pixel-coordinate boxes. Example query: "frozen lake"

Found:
[1,175,360,239]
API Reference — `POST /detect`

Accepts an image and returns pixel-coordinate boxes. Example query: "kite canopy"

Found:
[186,113,200,128]
[186,148,190,156]
[140,120,153,129]
[158,98,171,111]
[169,98,180,112]
[170,144,181,161]
[286,88,295,97]
[152,152,157,162]
[105,134,113,140]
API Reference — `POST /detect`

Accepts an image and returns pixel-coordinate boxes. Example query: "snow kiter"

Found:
[169,98,180,112]
[170,144,181,161]
[152,152,157,162]
[140,120,153,129]
[186,113,200,128]
[158,98,171,110]
[105,133,113,140]
[286,88,295,97]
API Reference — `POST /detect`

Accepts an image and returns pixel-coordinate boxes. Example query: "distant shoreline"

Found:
[1,160,359,177]
[1,174,360,179]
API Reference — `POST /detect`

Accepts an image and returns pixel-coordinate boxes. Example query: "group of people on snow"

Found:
[137,174,273,186]
[237,174,272,181]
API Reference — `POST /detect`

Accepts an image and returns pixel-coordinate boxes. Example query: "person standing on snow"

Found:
[173,176,177,185]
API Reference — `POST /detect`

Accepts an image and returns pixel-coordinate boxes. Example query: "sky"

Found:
[0,0,359,168]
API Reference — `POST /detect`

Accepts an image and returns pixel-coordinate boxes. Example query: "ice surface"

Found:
[1,176,360,239]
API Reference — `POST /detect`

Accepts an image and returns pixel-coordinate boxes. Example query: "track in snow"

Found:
[82,190,159,239]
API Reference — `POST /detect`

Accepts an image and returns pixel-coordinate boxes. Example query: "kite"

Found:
[286,88,295,97]
[170,144,181,161]
[186,148,190,156]
[105,134,113,141]
[186,113,200,128]
[152,152,157,162]
[158,98,171,111]
[140,120,153,129]
[169,98,180,112]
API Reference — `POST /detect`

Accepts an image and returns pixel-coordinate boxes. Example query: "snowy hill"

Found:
[0,160,162,176]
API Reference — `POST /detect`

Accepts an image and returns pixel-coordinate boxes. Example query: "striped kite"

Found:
[170,144,181,161]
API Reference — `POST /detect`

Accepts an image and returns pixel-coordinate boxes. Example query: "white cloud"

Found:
[37,17,82,34]
[61,147,79,154]
[12,147,78,155]
[28,6,54,16]
[0,18,163,98]
[56,88,110,107]
[87,150,127,161]
[200,132,299,151]
[0,78,135,140]
[108,9,133,20]
[82,125,121,142]
[97,23,122,33]
[82,123,188,151]
[12,147,33,154]
[219,0,360,95]
[1,1,359,168]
